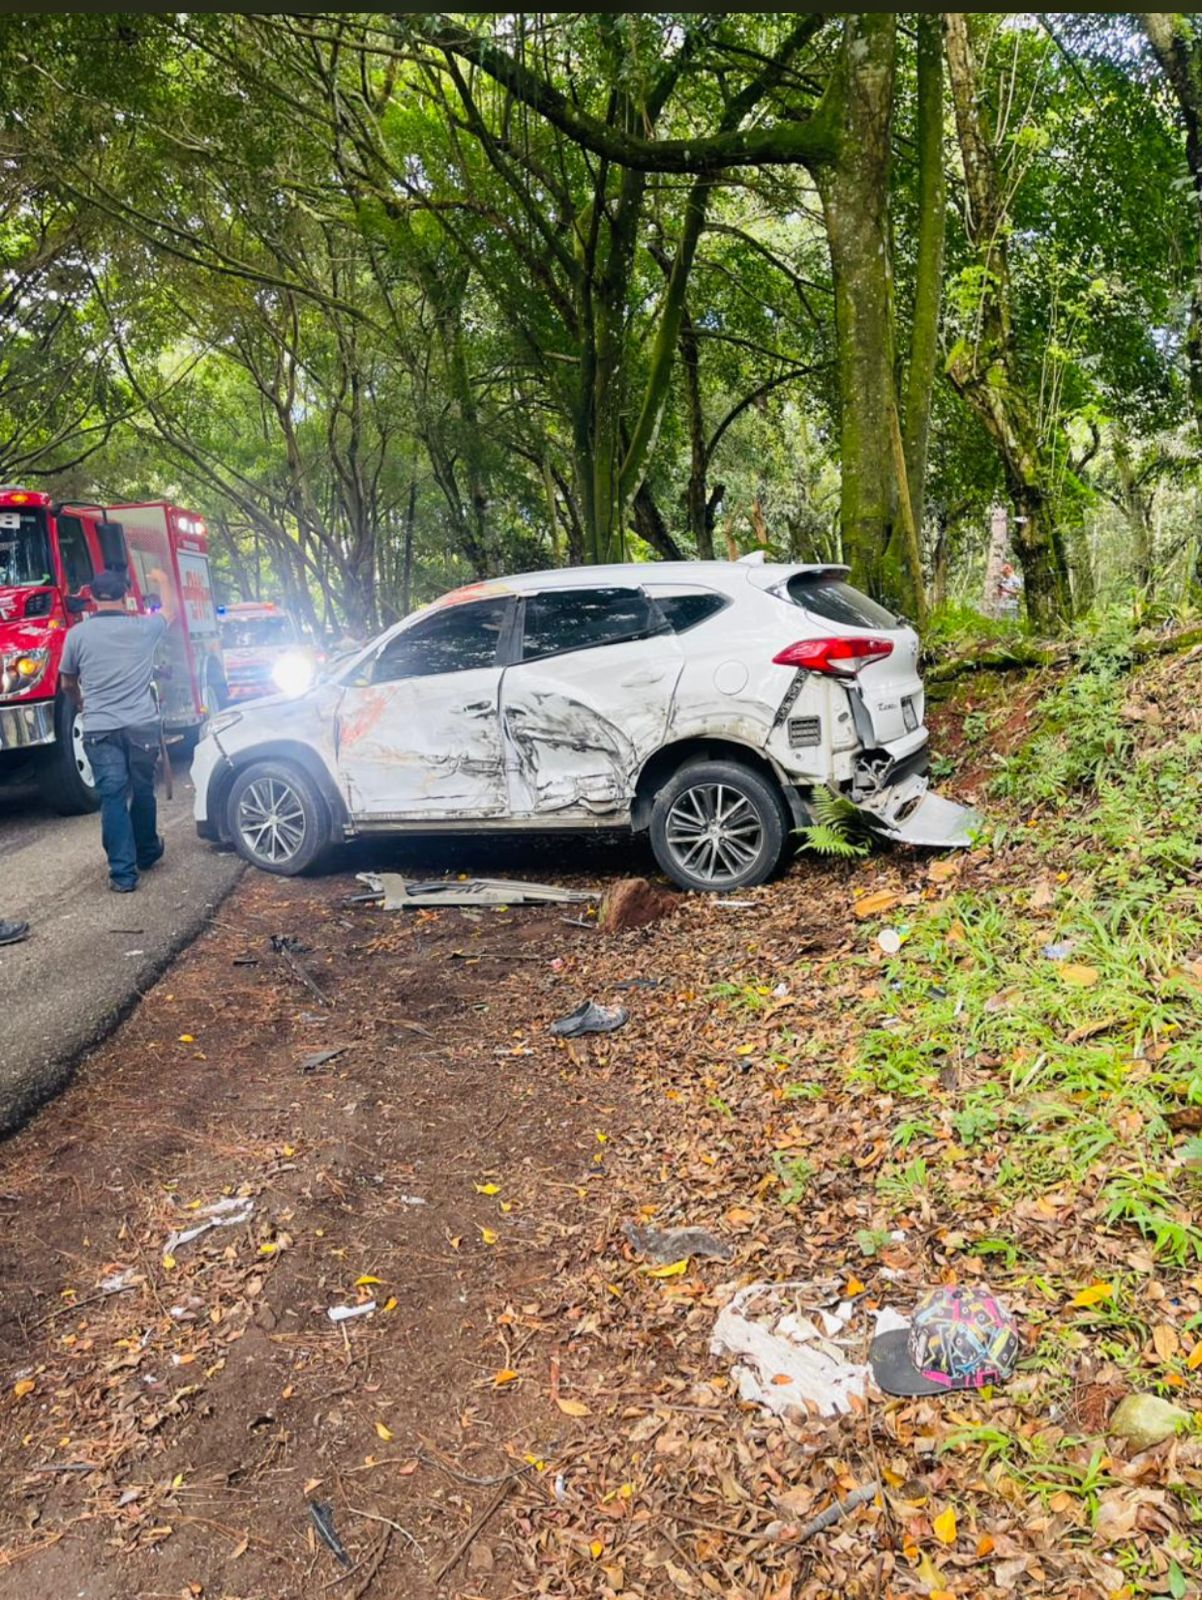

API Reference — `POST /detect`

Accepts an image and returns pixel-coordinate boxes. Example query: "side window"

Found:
[57,515,96,593]
[371,598,512,683]
[648,591,729,633]
[521,587,668,663]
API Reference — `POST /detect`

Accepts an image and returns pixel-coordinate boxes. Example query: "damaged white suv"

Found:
[192,558,975,891]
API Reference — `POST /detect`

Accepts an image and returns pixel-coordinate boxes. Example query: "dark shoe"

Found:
[109,879,138,894]
[137,837,165,871]
[0,920,29,946]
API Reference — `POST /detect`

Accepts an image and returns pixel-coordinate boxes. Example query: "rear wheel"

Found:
[36,695,99,815]
[649,759,787,892]
[226,760,328,875]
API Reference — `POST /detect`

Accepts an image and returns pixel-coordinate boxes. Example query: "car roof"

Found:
[435,559,847,606]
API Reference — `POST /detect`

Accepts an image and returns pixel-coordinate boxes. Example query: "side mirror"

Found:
[65,593,90,615]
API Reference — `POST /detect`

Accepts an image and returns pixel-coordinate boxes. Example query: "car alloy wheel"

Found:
[663,780,766,887]
[236,774,308,865]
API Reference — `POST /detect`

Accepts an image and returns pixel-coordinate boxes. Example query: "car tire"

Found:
[226,760,329,876]
[37,694,100,816]
[649,758,788,893]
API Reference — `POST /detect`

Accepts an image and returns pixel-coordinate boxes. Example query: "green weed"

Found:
[771,1153,815,1205]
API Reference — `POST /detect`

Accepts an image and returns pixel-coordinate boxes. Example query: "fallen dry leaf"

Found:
[854,890,902,920]
[556,1398,591,1417]
[1153,1324,1180,1362]
[1070,1282,1115,1309]
[1057,962,1100,988]
[932,1506,958,1545]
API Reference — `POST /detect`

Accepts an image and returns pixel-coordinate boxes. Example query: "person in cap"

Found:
[59,568,169,893]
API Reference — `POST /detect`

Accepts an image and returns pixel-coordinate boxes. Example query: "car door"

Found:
[335,596,516,820]
[501,586,684,818]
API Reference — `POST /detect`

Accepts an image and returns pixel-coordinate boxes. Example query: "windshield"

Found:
[219,616,295,649]
[0,509,52,589]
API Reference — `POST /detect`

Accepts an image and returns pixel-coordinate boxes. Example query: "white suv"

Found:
[192,559,975,891]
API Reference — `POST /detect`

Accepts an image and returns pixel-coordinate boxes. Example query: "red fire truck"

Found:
[0,488,226,814]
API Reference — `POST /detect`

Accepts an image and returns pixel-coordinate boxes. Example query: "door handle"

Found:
[620,669,666,687]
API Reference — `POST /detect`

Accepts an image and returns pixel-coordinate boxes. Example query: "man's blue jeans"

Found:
[83,724,161,889]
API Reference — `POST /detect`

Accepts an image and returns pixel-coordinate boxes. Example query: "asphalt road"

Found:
[0,753,243,1133]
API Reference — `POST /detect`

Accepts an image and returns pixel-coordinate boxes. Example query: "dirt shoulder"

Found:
[2,662,1201,1600]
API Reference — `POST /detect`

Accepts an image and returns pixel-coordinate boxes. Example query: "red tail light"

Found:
[773,635,894,676]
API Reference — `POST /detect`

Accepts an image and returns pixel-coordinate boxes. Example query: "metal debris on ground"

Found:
[164,1194,255,1255]
[623,1220,732,1264]
[355,872,593,910]
[299,1047,347,1073]
[327,1300,377,1323]
[309,1499,352,1568]
[550,1000,629,1038]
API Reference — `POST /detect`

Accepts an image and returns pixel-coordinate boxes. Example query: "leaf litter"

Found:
[0,652,1201,1596]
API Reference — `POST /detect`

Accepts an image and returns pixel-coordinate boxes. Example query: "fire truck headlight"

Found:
[271,650,315,697]
[1,649,49,696]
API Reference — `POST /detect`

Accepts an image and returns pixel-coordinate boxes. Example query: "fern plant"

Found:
[797,784,873,859]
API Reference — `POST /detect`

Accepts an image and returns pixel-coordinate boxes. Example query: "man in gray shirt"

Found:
[60,568,168,892]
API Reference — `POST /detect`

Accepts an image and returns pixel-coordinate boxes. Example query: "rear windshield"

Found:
[786,574,898,629]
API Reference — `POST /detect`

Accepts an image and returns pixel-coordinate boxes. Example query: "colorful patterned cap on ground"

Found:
[869,1285,1020,1397]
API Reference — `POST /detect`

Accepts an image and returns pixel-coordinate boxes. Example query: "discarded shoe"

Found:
[550,1000,628,1038]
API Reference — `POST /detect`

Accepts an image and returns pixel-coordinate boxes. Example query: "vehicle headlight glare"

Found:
[270,651,315,697]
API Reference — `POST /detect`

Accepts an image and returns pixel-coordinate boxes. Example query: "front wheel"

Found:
[36,696,100,815]
[649,759,787,892]
[226,760,329,875]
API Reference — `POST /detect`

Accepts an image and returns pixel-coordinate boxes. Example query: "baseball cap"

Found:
[869,1285,1019,1396]
[91,568,130,600]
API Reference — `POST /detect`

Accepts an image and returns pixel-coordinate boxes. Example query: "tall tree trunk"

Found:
[943,13,1072,630]
[901,14,946,553]
[814,15,904,605]
[401,477,416,616]
[679,303,713,558]
[630,481,685,561]
[1141,16,1202,436]
[1113,434,1155,594]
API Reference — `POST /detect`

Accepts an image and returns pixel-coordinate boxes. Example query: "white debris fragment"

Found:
[710,1281,869,1417]
[399,1195,427,1207]
[165,1194,255,1255]
[98,1268,139,1295]
[328,1301,377,1324]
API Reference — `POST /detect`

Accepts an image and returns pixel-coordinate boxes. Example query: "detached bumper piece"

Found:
[856,775,982,849]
